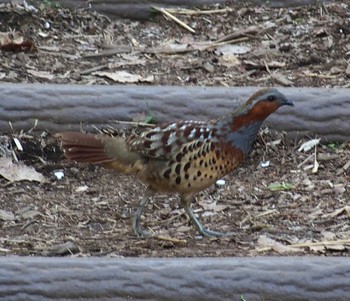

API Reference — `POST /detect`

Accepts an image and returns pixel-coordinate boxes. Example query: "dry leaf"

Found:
[325,244,346,251]
[271,72,294,86]
[298,138,321,152]
[0,157,47,183]
[218,53,241,67]
[93,71,154,83]
[309,245,326,253]
[257,235,300,253]
[199,201,228,212]
[27,69,55,80]
[0,209,15,221]
[147,43,192,54]
[216,44,251,55]
[322,206,350,218]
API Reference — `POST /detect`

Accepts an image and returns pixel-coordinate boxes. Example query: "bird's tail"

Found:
[57,132,142,174]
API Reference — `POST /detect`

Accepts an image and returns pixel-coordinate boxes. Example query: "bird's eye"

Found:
[267,95,275,102]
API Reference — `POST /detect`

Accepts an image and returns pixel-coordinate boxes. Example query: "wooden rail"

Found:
[0,84,349,142]
[0,256,349,301]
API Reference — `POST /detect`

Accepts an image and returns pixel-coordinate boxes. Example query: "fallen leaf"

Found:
[267,182,293,191]
[147,43,192,54]
[298,138,321,152]
[0,157,47,183]
[199,201,228,212]
[321,230,336,240]
[27,69,55,80]
[322,206,350,219]
[218,53,241,67]
[93,71,154,83]
[75,185,89,193]
[325,244,346,251]
[0,210,15,221]
[216,44,251,55]
[17,207,40,220]
[270,72,294,86]
[309,245,326,253]
[257,235,300,253]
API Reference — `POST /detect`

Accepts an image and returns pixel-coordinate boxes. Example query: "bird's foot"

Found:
[133,219,153,238]
[196,225,232,238]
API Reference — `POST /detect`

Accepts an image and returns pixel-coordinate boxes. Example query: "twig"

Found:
[164,7,233,15]
[302,71,337,79]
[80,64,108,75]
[109,120,156,128]
[203,37,250,50]
[83,46,132,59]
[291,239,350,248]
[155,235,187,244]
[152,6,195,34]
[215,26,260,43]
[297,153,314,168]
[254,209,279,218]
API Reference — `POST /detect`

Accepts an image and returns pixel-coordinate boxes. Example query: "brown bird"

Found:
[57,88,293,237]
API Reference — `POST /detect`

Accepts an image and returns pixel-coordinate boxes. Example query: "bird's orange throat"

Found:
[231,101,280,131]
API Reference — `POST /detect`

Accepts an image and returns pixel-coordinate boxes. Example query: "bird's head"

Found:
[245,88,293,114]
[230,88,293,131]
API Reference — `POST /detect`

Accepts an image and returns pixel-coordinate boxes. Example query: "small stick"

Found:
[109,120,156,128]
[291,239,350,248]
[153,6,195,34]
[165,7,233,15]
[155,235,187,244]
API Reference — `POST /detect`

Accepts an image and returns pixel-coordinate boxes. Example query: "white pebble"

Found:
[54,170,64,180]
[215,179,226,186]
[261,161,270,168]
[75,185,89,193]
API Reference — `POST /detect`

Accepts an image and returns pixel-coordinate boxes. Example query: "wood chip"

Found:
[270,72,294,86]
[42,241,79,256]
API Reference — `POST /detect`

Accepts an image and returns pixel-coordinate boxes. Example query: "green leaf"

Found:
[268,182,293,191]
[143,100,157,124]
[327,143,338,150]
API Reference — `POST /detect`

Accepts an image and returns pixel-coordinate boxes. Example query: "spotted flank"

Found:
[128,120,216,159]
[151,138,243,193]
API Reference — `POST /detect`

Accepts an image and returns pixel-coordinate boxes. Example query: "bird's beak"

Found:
[283,98,294,106]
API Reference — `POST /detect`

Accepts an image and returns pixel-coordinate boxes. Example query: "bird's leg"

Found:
[181,194,231,237]
[133,188,154,238]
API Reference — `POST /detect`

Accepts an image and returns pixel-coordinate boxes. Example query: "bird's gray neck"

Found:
[217,119,263,155]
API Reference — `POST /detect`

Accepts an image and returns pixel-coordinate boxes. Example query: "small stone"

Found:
[0,210,15,221]
[54,169,64,180]
[261,161,270,168]
[215,179,226,187]
[202,62,215,73]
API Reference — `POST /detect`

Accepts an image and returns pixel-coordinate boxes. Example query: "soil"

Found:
[0,2,349,257]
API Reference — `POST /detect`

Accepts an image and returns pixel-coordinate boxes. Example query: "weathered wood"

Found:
[0,0,332,20]
[0,256,349,301]
[0,84,349,142]
[57,0,329,20]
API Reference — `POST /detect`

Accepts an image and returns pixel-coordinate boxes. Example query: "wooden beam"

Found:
[0,84,349,142]
[0,256,349,301]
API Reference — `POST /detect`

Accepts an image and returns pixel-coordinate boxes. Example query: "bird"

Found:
[57,88,293,238]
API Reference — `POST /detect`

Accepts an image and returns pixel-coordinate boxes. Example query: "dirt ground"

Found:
[0,2,349,257]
